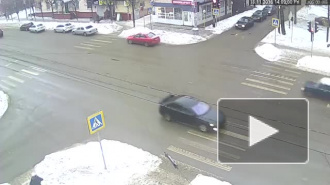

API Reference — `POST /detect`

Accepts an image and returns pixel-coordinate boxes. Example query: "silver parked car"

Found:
[54,23,74,33]
[72,25,97,36]
[29,24,46,33]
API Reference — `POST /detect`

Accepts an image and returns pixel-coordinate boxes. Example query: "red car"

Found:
[127,32,160,47]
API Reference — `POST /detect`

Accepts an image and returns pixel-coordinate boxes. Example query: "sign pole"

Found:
[150,11,152,29]
[274,29,277,45]
[291,19,293,43]
[98,132,107,170]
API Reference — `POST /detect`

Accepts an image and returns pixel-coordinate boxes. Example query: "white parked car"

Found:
[54,23,74,33]
[29,24,46,33]
[72,25,97,36]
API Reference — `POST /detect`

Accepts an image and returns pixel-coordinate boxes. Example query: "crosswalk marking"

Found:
[8,76,24,83]
[253,71,296,81]
[31,66,47,72]
[262,64,284,70]
[81,43,101,47]
[91,39,112,43]
[0,84,10,91]
[276,60,296,66]
[245,78,291,90]
[285,69,301,74]
[74,46,94,50]
[242,82,287,95]
[187,130,246,151]
[1,80,16,87]
[178,137,240,161]
[21,69,39,76]
[250,74,294,85]
[167,145,232,171]
[84,41,105,45]
[219,129,249,142]
[16,72,33,79]
[261,67,299,78]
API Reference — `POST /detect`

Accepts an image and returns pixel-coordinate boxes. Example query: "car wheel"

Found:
[72,31,75,35]
[128,40,132,44]
[163,114,172,122]
[304,91,313,97]
[144,42,149,47]
[83,32,87,36]
[54,30,57,33]
[199,125,208,132]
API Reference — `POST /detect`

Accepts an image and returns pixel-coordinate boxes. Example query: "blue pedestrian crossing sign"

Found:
[87,111,106,134]
[272,18,280,28]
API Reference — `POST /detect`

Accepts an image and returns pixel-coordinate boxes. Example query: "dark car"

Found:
[263,5,277,16]
[0,29,3,37]
[252,10,267,22]
[20,22,34,31]
[159,95,226,132]
[315,17,329,27]
[235,16,254,30]
[301,77,330,99]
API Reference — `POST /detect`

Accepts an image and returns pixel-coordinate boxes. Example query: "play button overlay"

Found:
[249,116,279,147]
[217,98,308,164]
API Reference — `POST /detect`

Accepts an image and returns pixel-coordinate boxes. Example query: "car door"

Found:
[139,34,147,44]
[165,103,184,121]
[318,84,330,98]
[180,107,198,126]
[80,27,85,35]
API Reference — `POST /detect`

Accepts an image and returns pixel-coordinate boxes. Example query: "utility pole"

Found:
[131,0,135,27]
[294,5,297,24]
[327,2,329,42]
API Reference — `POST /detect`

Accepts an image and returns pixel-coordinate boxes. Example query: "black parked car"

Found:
[235,17,254,30]
[0,29,3,37]
[263,5,277,16]
[252,10,267,22]
[301,78,330,99]
[159,95,226,132]
[20,22,34,31]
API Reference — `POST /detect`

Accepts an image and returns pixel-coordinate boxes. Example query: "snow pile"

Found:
[0,183,11,185]
[255,43,282,61]
[0,91,9,119]
[297,56,330,75]
[190,174,232,185]
[261,6,330,54]
[121,15,152,28]
[119,27,206,45]
[205,5,265,34]
[34,140,161,184]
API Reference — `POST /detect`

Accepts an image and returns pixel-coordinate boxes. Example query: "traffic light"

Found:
[212,0,219,8]
[315,22,319,33]
[307,21,312,32]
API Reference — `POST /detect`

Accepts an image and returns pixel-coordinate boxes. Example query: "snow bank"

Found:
[297,56,330,75]
[261,6,330,54]
[0,91,9,119]
[0,183,11,185]
[255,43,282,61]
[34,140,161,184]
[205,5,265,34]
[190,174,232,185]
[119,27,206,45]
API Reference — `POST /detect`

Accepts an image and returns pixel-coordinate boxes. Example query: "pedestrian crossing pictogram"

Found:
[87,111,106,134]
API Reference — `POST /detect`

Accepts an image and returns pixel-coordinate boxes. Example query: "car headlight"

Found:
[209,124,214,127]
[301,87,305,91]
[242,25,245,27]
[268,11,271,13]
[235,24,238,26]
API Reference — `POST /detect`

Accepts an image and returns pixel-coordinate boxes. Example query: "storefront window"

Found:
[201,4,212,20]
[158,7,165,19]
[174,8,182,20]
[166,8,174,19]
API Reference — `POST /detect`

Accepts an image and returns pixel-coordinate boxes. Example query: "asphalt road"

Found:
[0,12,330,185]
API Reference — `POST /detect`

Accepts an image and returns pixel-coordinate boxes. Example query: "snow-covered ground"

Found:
[255,43,283,61]
[206,6,265,34]
[297,56,330,75]
[2,139,230,184]
[119,27,206,45]
[0,91,9,119]
[261,6,330,54]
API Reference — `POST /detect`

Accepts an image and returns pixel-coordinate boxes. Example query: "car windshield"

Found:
[86,26,93,29]
[147,32,156,38]
[37,24,42,27]
[239,18,248,22]
[57,25,63,27]
[176,97,210,116]
[65,23,71,26]
[191,102,210,115]
[30,26,36,28]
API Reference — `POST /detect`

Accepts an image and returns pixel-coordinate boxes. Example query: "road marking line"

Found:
[187,130,246,151]
[16,72,33,79]
[219,129,249,141]
[285,69,301,74]
[253,71,296,81]
[0,84,10,90]
[262,64,284,71]
[74,46,94,50]
[250,74,294,85]
[8,76,24,83]
[21,69,39,76]
[261,67,299,78]
[5,63,12,67]
[167,145,232,171]
[91,39,112,43]
[31,66,47,72]
[241,82,287,95]
[277,60,296,66]
[84,41,105,45]
[178,137,240,160]
[81,43,101,47]
[1,80,16,87]
[245,78,291,90]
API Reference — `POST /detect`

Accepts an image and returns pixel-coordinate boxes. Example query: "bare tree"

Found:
[45,0,54,17]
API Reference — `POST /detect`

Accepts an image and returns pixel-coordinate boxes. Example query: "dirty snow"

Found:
[205,5,265,34]
[255,43,282,61]
[297,56,330,75]
[190,174,232,185]
[0,91,9,119]
[119,27,206,45]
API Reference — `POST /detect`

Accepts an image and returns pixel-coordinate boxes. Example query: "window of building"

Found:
[201,4,212,19]
[174,8,182,20]
[46,1,51,10]
[165,7,174,19]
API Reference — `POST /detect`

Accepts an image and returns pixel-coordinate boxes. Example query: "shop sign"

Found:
[172,0,193,5]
